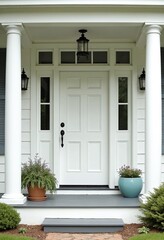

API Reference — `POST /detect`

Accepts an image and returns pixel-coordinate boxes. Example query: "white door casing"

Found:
[59,71,109,185]
[37,71,53,169]
[111,70,132,187]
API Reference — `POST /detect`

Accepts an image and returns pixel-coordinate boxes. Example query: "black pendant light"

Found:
[77,29,89,58]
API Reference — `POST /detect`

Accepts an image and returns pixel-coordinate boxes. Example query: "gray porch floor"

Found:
[13,194,141,208]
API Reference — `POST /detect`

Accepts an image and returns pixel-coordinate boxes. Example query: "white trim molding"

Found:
[0,0,164,7]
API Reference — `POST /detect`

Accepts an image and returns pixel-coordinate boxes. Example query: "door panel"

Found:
[60,71,108,185]
[67,95,81,131]
[87,95,101,131]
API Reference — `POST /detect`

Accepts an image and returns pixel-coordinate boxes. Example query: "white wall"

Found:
[1,43,164,193]
[0,156,5,192]
[136,47,146,191]
[21,48,31,164]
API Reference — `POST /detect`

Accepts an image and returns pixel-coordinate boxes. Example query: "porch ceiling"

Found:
[0,23,164,46]
[23,24,143,43]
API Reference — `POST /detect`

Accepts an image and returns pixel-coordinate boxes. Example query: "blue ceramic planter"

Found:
[118,177,143,198]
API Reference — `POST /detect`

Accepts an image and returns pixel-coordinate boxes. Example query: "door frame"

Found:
[30,67,132,189]
[31,44,135,189]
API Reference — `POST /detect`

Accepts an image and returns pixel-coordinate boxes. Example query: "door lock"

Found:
[60,122,65,128]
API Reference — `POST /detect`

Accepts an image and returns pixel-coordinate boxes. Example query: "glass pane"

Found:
[119,77,128,103]
[61,51,75,64]
[119,105,128,130]
[93,51,107,63]
[77,52,91,63]
[41,105,50,130]
[41,77,50,103]
[116,51,130,64]
[39,51,53,64]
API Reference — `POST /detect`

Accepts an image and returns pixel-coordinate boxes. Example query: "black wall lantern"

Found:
[139,68,145,90]
[77,29,89,59]
[21,68,29,90]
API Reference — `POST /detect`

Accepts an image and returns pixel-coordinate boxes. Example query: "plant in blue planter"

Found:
[118,165,143,198]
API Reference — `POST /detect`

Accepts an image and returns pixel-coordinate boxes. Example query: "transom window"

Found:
[38,51,53,64]
[60,50,108,64]
[116,50,131,64]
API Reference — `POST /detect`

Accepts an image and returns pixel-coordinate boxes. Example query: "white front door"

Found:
[59,71,109,185]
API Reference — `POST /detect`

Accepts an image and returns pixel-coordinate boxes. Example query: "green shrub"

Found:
[139,183,164,230]
[21,154,57,193]
[118,165,142,178]
[0,235,36,240]
[0,203,21,230]
[129,233,164,240]
[18,227,27,234]
[138,226,150,234]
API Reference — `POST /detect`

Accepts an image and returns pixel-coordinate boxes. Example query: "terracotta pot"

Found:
[27,185,47,201]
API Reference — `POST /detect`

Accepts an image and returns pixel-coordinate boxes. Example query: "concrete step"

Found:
[42,218,124,233]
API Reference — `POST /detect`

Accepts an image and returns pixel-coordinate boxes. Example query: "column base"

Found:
[0,193,27,205]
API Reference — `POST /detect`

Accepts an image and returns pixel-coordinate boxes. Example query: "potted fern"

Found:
[21,154,57,201]
[118,165,143,198]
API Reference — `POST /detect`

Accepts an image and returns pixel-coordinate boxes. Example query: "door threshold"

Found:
[59,185,109,190]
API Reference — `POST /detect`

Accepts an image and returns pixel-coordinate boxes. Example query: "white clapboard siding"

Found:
[161,156,164,183]
[0,156,5,193]
[21,93,31,162]
[136,95,145,192]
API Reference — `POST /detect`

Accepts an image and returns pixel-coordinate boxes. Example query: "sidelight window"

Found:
[40,77,50,130]
[118,77,128,130]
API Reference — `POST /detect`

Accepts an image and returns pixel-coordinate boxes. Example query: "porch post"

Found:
[145,25,162,194]
[0,24,26,204]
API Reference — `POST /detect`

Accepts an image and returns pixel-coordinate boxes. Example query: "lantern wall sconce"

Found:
[76,29,89,59]
[139,68,145,90]
[21,68,29,90]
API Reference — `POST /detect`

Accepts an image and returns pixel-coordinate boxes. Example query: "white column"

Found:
[0,24,26,204]
[145,25,162,193]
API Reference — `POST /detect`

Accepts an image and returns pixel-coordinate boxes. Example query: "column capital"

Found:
[145,24,162,35]
[2,23,23,35]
